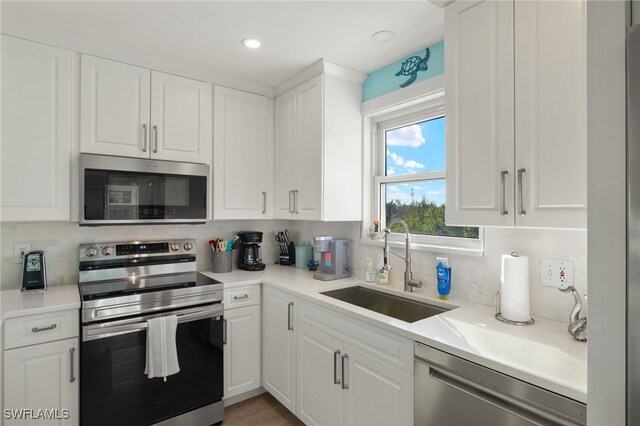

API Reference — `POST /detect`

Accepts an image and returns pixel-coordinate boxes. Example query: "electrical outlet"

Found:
[13,243,32,264]
[541,258,574,289]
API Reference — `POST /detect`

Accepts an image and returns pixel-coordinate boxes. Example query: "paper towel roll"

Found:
[500,254,530,322]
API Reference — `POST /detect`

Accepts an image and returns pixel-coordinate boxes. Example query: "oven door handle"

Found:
[83,305,223,341]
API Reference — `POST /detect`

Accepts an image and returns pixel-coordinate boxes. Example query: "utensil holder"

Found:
[212,251,233,273]
[279,242,296,266]
[295,244,312,269]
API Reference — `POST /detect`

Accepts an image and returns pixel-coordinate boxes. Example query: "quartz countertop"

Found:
[201,266,587,404]
[0,285,81,322]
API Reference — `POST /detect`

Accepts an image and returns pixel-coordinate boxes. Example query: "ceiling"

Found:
[1,1,444,89]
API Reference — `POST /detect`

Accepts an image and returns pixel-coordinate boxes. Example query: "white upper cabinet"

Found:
[1,36,72,221]
[514,0,586,228]
[150,71,212,163]
[81,55,211,164]
[80,55,151,158]
[213,86,273,219]
[274,70,363,221]
[445,0,586,229]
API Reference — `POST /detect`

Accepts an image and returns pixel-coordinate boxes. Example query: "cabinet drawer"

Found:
[224,285,261,309]
[4,309,79,350]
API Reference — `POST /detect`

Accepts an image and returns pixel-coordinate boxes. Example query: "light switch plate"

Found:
[541,258,574,289]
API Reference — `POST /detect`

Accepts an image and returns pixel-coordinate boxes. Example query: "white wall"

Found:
[1,220,585,324]
[0,220,290,289]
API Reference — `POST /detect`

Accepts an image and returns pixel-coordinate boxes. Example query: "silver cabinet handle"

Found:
[334,350,342,385]
[153,125,159,153]
[262,191,267,214]
[287,302,294,331]
[500,170,509,216]
[293,190,299,214]
[288,190,294,213]
[341,354,349,389]
[69,348,75,383]
[517,168,526,216]
[142,124,148,152]
[233,294,249,300]
[223,319,227,345]
[32,324,57,333]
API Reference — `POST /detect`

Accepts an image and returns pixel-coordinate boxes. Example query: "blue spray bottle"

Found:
[436,257,451,300]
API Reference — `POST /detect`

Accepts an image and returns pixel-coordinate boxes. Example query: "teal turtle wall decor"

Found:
[395,48,430,88]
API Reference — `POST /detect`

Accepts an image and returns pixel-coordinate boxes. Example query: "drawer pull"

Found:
[32,324,57,333]
[233,294,250,300]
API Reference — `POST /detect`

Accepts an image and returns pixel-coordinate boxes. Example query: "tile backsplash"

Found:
[0,220,586,323]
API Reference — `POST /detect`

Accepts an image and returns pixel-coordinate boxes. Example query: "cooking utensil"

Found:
[217,240,227,251]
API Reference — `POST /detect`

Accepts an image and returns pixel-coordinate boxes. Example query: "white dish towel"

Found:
[144,315,180,381]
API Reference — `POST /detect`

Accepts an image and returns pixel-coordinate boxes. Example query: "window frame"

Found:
[361,91,484,256]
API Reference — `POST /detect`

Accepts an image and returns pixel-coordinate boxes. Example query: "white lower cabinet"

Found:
[223,304,261,400]
[4,337,79,426]
[296,322,344,426]
[296,321,413,426]
[342,344,413,426]
[262,286,297,412]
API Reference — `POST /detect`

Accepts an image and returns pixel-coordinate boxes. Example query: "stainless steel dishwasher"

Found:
[414,343,586,426]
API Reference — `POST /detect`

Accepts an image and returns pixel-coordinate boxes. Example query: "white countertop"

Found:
[0,268,587,403]
[202,266,587,404]
[0,285,81,322]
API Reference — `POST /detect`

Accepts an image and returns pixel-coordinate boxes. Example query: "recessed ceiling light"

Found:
[372,30,395,42]
[241,38,262,49]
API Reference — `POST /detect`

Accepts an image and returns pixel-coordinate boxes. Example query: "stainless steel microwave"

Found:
[80,154,209,225]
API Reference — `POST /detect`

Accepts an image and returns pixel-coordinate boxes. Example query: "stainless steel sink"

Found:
[320,286,452,323]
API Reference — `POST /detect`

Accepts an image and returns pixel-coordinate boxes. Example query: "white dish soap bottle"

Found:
[364,258,377,283]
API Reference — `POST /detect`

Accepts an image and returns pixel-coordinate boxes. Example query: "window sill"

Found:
[358,236,484,257]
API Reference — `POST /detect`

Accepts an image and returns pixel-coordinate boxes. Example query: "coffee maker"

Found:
[312,236,351,281]
[237,231,266,271]
[22,250,47,292]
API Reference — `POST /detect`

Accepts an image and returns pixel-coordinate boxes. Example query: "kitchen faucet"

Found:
[383,218,423,292]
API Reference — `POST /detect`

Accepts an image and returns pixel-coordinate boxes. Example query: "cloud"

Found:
[386,125,426,147]
[388,152,424,168]
[404,160,425,169]
[387,167,396,175]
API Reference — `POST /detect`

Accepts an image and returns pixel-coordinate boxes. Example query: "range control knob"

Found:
[170,243,181,252]
[85,247,98,257]
[102,246,114,256]
[183,242,193,251]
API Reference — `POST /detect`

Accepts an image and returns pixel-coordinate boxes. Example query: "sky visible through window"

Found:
[385,116,445,205]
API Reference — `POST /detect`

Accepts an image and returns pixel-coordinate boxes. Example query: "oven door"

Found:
[81,305,223,426]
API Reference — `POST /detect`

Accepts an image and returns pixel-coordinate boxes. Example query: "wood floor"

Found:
[221,393,304,426]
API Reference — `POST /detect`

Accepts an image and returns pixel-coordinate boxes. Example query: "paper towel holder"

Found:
[495,291,535,325]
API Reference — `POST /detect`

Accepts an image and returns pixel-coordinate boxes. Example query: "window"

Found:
[366,94,482,254]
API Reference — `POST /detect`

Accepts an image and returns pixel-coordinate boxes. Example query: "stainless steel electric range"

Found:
[78,239,224,426]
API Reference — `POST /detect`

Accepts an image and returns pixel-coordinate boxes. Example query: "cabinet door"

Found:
[445,0,515,227]
[4,338,79,426]
[224,305,261,399]
[274,90,297,219]
[262,287,296,412]
[296,322,344,426]
[514,0,587,228]
[343,344,413,426]
[213,86,272,219]
[150,71,212,164]
[295,75,323,221]
[1,36,71,221]
[80,54,150,158]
